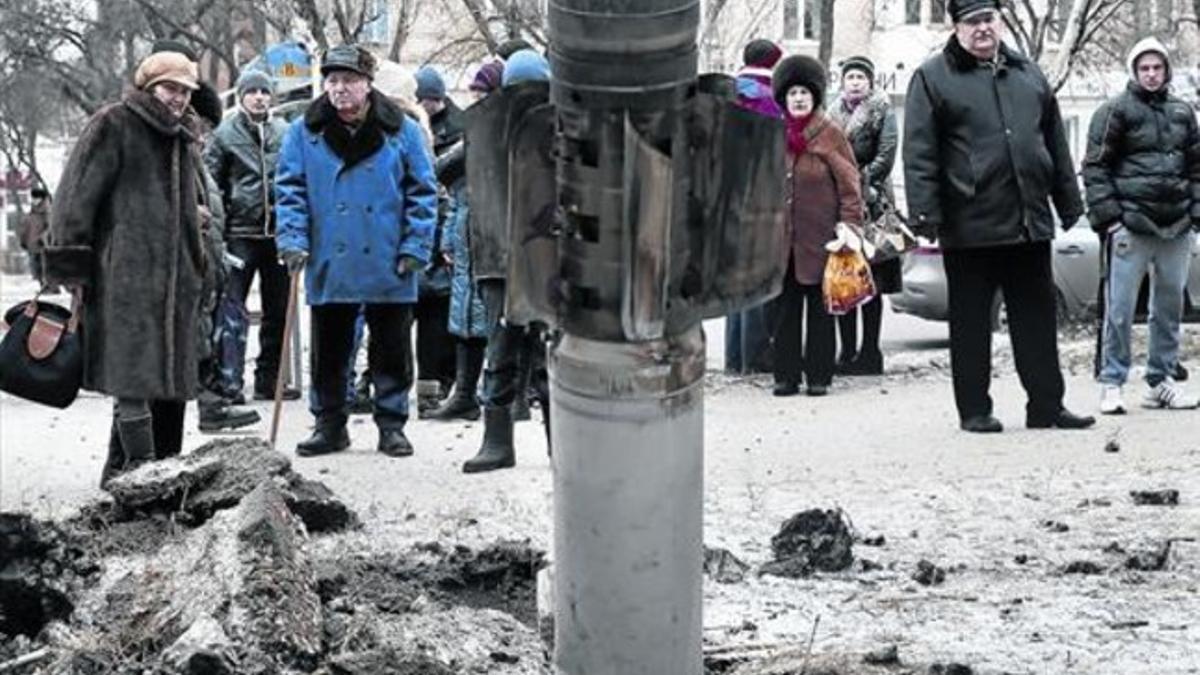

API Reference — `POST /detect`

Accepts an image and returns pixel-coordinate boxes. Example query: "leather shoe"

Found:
[296,426,350,457]
[960,415,1003,433]
[1027,408,1095,430]
[378,429,414,457]
[254,386,301,402]
[773,381,799,397]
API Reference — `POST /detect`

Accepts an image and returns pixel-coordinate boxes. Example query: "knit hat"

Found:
[415,66,446,101]
[236,69,274,97]
[321,44,375,79]
[840,55,875,81]
[134,51,199,91]
[743,39,783,69]
[497,38,534,61]
[772,55,827,110]
[949,0,1000,22]
[501,49,550,87]
[469,61,505,94]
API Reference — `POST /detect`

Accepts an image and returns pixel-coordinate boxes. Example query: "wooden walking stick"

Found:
[270,269,302,449]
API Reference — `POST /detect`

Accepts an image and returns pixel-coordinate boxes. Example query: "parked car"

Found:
[890,218,1200,327]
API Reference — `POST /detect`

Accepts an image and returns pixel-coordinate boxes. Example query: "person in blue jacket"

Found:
[275,44,437,458]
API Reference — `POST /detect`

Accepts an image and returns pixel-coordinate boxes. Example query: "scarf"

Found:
[786,112,814,156]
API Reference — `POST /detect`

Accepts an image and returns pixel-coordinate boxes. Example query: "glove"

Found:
[279,249,308,273]
[396,255,425,275]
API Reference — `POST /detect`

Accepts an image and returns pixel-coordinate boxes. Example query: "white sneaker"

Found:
[1099,384,1125,415]
[1142,378,1200,410]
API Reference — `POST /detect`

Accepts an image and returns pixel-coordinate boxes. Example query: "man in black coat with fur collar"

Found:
[902,0,1094,434]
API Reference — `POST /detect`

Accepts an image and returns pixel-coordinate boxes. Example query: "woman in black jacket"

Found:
[829,56,900,375]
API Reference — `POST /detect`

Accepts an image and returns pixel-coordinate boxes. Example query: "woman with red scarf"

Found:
[770,55,865,397]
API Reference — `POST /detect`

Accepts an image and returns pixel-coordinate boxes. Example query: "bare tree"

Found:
[818,0,837,68]
[1002,0,1135,91]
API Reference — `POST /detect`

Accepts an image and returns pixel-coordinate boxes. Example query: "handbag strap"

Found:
[20,290,82,333]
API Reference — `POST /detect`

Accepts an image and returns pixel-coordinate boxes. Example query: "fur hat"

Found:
[772,55,827,110]
[191,81,224,128]
[134,51,199,91]
[321,44,376,79]
[949,0,1000,22]
[743,39,783,69]
[236,69,274,97]
[469,61,505,94]
[414,66,446,101]
[840,55,875,81]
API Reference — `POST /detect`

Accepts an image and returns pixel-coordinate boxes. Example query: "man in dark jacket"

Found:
[275,44,437,458]
[205,69,298,403]
[903,0,1094,433]
[1085,37,1200,414]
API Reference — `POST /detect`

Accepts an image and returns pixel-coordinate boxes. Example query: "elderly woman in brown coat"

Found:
[770,55,865,397]
[43,50,209,485]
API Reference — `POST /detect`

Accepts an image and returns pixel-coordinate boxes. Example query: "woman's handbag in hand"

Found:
[863,205,917,262]
[0,292,84,408]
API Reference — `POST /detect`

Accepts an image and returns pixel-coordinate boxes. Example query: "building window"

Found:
[784,0,801,40]
[905,0,922,24]
[362,0,391,45]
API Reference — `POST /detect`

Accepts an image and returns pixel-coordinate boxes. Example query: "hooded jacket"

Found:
[1082,37,1200,238]
[902,36,1083,248]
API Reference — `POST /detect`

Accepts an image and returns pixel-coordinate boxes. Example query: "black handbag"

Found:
[0,293,84,408]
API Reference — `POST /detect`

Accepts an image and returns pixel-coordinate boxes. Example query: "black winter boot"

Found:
[99,420,123,489]
[462,406,515,473]
[424,341,483,421]
[151,400,187,458]
[296,423,351,457]
[107,415,155,487]
[199,401,261,433]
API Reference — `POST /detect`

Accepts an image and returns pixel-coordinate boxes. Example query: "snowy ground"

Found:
[2,272,1198,674]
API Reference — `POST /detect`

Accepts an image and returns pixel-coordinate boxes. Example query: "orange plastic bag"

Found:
[822,249,877,316]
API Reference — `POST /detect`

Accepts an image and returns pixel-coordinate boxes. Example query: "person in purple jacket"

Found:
[725,38,784,375]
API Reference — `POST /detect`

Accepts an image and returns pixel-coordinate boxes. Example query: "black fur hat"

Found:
[772,55,827,110]
[190,80,223,129]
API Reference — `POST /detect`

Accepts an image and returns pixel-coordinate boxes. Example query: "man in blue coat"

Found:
[275,44,438,457]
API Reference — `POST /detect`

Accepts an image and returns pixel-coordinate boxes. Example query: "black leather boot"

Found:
[296,423,351,457]
[107,415,156,487]
[462,406,515,473]
[378,428,414,457]
[424,342,483,421]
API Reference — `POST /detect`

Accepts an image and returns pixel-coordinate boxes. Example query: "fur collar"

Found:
[304,90,406,168]
[944,35,1027,73]
[304,89,405,134]
[828,90,889,140]
[123,89,198,142]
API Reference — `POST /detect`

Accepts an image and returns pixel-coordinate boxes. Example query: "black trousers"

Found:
[478,280,548,410]
[226,237,290,391]
[311,303,414,430]
[414,291,455,390]
[942,241,1064,421]
[772,263,835,387]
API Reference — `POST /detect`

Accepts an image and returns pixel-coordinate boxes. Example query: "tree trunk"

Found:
[818,0,836,67]
[388,0,413,61]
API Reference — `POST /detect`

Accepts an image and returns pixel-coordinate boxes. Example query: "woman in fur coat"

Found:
[829,56,901,376]
[771,55,865,397]
[43,51,209,484]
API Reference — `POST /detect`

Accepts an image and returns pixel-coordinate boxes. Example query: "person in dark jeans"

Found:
[275,45,437,458]
[205,69,299,402]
